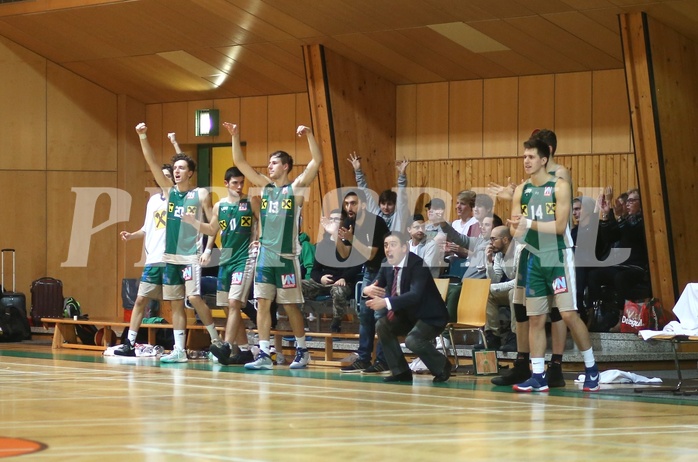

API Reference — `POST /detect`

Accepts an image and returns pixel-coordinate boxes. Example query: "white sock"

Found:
[205,323,220,341]
[259,340,270,354]
[174,329,186,350]
[296,336,307,349]
[581,347,596,368]
[127,330,138,345]
[239,344,249,351]
[531,357,545,375]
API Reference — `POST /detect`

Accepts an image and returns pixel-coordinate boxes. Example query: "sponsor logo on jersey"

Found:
[552,276,568,294]
[239,202,248,211]
[168,202,174,213]
[186,205,197,214]
[182,265,193,281]
[186,191,197,199]
[546,203,555,214]
[241,216,252,227]
[282,186,288,194]
[261,199,268,210]
[155,210,167,228]
[521,204,528,216]
[231,272,243,285]
[219,219,228,230]
[544,186,553,196]
[281,273,296,288]
[282,199,292,210]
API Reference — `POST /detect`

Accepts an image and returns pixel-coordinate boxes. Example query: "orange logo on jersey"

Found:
[282,199,292,210]
[241,216,252,227]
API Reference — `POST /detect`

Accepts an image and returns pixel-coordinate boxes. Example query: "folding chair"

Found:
[434,278,450,302]
[439,278,491,370]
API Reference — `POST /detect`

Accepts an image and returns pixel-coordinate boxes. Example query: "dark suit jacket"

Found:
[372,252,449,329]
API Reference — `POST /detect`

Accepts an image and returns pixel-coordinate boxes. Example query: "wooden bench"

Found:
[40,318,224,351]
[268,329,367,367]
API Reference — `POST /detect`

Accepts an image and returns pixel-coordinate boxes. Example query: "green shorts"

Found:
[253,247,304,304]
[162,262,201,301]
[137,264,164,299]
[522,247,576,316]
[217,257,254,306]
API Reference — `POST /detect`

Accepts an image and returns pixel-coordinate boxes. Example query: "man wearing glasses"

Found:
[485,226,522,352]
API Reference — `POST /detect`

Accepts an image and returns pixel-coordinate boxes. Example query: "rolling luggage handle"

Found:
[1,248,17,292]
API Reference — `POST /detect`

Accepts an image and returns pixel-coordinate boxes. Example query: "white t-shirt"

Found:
[140,193,168,265]
[452,216,478,236]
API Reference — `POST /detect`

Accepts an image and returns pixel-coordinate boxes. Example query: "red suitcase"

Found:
[30,276,64,325]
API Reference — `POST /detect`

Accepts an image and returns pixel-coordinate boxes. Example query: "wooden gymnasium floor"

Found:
[2,341,698,461]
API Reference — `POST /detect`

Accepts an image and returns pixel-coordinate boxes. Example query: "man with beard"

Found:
[337,190,391,374]
[407,214,444,279]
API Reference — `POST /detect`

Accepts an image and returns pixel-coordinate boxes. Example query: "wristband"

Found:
[139,133,147,140]
[520,218,532,232]
[203,249,212,255]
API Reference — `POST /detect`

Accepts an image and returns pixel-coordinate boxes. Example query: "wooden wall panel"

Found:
[592,69,632,153]
[483,77,518,157]
[143,104,164,168]
[161,101,188,151]
[0,36,46,171]
[47,171,119,320]
[216,97,241,136]
[449,79,483,159]
[322,46,397,195]
[416,82,449,160]
[294,92,312,165]
[0,171,46,294]
[240,96,269,167]
[268,93,297,159]
[555,72,592,154]
[406,154,636,222]
[46,63,117,172]
[396,84,417,160]
[518,74,555,154]
[646,14,698,297]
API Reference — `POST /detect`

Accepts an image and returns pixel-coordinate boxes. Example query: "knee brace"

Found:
[550,307,562,323]
[514,303,528,323]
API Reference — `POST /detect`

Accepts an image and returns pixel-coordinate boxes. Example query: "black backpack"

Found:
[0,305,26,342]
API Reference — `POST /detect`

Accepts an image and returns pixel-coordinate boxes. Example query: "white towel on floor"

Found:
[575,369,662,384]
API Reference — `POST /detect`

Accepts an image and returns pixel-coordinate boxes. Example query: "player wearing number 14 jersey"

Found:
[509,137,599,393]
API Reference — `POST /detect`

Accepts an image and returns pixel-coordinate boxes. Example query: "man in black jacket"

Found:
[365,231,452,383]
[302,209,362,332]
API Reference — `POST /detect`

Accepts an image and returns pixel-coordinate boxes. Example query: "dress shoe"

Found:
[383,370,413,383]
[433,359,452,383]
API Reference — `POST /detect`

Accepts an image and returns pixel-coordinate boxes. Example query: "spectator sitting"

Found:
[302,209,362,333]
[485,225,521,351]
[587,187,650,310]
[407,214,445,279]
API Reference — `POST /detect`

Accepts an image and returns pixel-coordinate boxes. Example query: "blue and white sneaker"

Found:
[289,348,310,369]
[244,351,273,370]
[583,364,600,392]
[513,373,549,392]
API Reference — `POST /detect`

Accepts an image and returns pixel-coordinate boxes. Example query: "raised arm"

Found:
[223,122,269,187]
[136,123,173,193]
[349,152,379,215]
[167,132,183,154]
[293,125,323,188]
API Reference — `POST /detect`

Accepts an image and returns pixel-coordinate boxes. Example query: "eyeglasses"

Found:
[626,198,639,203]
[489,236,503,242]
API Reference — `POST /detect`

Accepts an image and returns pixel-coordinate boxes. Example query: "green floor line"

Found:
[2,348,697,407]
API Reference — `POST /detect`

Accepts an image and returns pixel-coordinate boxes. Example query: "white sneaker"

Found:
[160,348,188,363]
[244,351,273,370]
[289,348,310,369]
